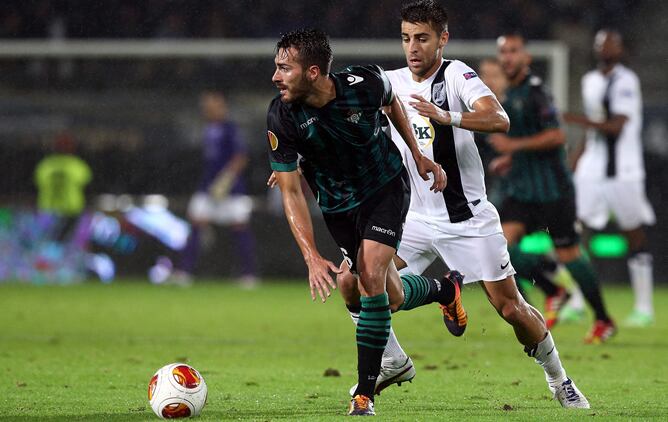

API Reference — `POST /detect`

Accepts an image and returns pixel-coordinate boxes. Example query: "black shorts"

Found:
[499,194,579,248]
[323,169,410,273]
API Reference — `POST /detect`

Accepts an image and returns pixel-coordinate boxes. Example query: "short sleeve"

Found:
[530,82,560,130]
[345,64,394,107]
[609,74,640,118]
[374,66,395,107]
[266,97,299,172]
[451,61,495,111]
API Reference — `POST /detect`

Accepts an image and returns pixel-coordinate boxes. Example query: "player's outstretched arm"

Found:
[385,96,447,192]
[274,170,340,302]
[409,94,509,133]
[563,112,628,137]
[489,128,566,154]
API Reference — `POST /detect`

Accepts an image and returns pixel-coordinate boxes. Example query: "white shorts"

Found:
[575,179,655,231]
[187,192,253,225]
[397,203,515,283]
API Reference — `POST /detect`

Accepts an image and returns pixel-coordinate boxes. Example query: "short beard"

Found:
[287,74,312,104]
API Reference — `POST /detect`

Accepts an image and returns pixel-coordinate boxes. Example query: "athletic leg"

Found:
[624,226,654,325]
[482,276,589,408]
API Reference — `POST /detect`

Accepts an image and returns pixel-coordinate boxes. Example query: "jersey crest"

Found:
[432,81,446,106]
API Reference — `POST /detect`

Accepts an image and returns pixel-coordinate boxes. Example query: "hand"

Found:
[562,112,589,126]
[408,94,451,125]
[489,154,513,176]
[305,255,341,302]
[415,154,447,192]
[267,171,278,188]
[488,134,516,154]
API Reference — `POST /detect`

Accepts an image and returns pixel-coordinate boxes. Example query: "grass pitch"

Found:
[1,280,667,421]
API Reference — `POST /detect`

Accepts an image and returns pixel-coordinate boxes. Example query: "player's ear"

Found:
[307,65,320,81]
[439,31,449,48]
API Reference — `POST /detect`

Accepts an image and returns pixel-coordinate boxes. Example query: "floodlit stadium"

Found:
[0,1,666,420]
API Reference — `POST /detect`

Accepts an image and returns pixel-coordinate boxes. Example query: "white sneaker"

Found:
[349,356,416,396]
[551,378,590,409]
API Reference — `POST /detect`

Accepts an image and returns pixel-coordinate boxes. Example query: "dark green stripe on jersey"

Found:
[266,64,404,213]
[503,74,573,203]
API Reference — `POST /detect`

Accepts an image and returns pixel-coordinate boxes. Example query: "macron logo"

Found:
[300,116,318,129]
[372,225,396,237]
[347,74,364,85]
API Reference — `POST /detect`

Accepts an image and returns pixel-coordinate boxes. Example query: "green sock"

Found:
[355,293,391,399]
[565,255,610,321]
[398,273,453,310]
[357,293,391,349]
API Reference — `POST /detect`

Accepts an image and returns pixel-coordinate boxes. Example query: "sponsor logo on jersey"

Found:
[267,130,279,151]
[371,225,396,237]
[410,115,435,149]
[432,81,446,106]
[299,116,318,130]
[463,71,478,80]
[346,74,364,85]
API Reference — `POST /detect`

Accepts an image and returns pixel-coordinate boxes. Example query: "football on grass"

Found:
[148,363,207,419]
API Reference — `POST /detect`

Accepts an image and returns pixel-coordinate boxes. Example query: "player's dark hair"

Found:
[401,0,449,33]
[499,30,527,46]
[276,28,333,75]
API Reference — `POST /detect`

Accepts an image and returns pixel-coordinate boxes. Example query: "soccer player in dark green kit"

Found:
[490,33,616,343]
[266,28,463,416]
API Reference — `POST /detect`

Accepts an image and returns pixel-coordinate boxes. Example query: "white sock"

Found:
[532,332,567,387]
[349,310,407,363]
[566,286,585,311]
[628,252,654,315]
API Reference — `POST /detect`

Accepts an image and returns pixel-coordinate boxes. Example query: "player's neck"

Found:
[304,76,336,108]
[598,60,618,75]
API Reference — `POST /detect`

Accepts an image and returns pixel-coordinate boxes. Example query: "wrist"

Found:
[411,150,424,161]
[304,252,319,266]
[448,111,462,127]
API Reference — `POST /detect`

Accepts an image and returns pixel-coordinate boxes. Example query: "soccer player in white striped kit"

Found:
[337,0,589,409]
[564,29,656,327]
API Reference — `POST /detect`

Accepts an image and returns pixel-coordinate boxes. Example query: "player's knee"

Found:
[555,245,581,263]
[498,298,526,324]
[336,271,359,305]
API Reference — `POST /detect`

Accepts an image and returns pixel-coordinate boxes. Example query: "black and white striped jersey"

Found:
[576,64,644,182]
[386,59,495,223]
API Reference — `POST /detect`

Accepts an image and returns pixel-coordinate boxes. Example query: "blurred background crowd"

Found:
[0,0,665,284]
[0,0,642,39]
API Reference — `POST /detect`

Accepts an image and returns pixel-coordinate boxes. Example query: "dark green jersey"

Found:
[503,74,573,203]
[266,64,404,213]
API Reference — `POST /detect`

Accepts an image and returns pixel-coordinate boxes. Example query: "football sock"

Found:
[565,256,610,321]
[525,332,567,387]
[508,245,559,296]
[354,293,391,399]
[347,304,407,362]
[398,274,454,311]
[627,252,653,315]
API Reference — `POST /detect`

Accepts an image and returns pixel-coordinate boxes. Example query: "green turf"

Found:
[1,280,667,421]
